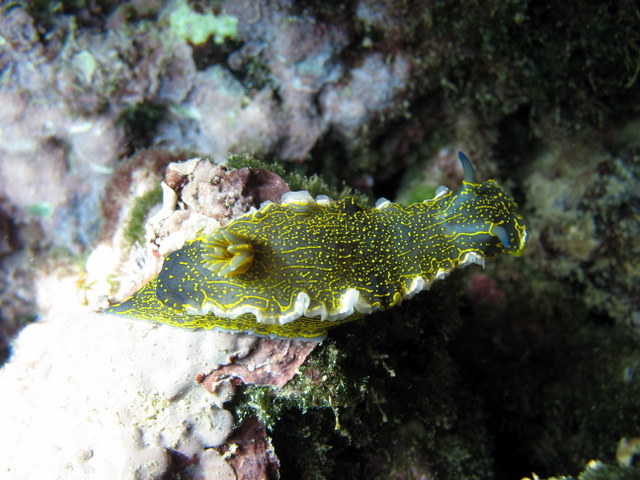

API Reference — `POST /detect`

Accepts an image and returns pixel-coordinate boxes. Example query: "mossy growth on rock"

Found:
[122,185,162,247]
[167,0,237,46]
[230,273,497,480]
[226,153,369,205]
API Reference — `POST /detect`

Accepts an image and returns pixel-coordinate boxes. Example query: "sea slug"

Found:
[106,152,527,340]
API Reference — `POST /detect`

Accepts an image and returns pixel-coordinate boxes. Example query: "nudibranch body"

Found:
[106,152,527,341]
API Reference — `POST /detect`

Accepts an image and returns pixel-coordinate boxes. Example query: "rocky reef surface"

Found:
[1,1,639,479]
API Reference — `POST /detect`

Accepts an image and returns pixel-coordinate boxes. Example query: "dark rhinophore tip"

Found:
[457,151,476,183]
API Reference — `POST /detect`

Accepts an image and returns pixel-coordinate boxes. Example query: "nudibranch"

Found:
[106,152,527,341]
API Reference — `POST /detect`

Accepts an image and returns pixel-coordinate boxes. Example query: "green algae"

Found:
[225,153,369,205]
[232,342,366,431]
[123,186,162,247]
[167,0,237,45]
[26,202,54,218]
[226,153,287,177]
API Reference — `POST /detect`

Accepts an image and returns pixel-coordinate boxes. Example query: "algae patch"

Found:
[123,186,163,247]
[168,1,238,45]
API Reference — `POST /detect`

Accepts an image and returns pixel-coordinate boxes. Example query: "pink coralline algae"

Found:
[468,273,506,305]
[202,339,318,390]
[216,415,280,480]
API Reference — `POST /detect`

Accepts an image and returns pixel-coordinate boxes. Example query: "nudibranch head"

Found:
[106,153,527,341]
[434,152,527,259]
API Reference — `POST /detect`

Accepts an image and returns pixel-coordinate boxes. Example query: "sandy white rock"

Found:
[0,274,253,480]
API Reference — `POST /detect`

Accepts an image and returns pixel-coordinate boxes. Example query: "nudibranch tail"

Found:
[106,152,527,340]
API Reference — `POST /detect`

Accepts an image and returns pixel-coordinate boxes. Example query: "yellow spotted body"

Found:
[106,153,527,341]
